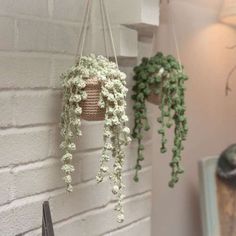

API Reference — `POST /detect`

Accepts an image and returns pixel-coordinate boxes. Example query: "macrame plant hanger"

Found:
[151,0,182,69]
[169,1,183,72]
[147,0,183,105]
[74,0,119,121]
[75,0,118,66]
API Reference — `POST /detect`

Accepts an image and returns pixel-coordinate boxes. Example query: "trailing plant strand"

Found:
[132,52,188,187]
[60,54,131,222]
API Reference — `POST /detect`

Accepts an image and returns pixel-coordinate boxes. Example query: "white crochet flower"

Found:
[81,91,87,100]
[59,141,67,149]
[121,115,128,122]
[75,107,82,115]
[112,117,120,125]
[112,185,119,194]
[101,154,110,161]
[98,99,105,108]
[104,129,112,138]
[71,119,81,127]
[67,143,76,151]
[104,143,113,150]
[105,81,114,90]
[63,175,72,184]
[77,80,86,88]
[61,164,75,174]
[96,175,103,183]
[123,127,130,134]
[117,214,124,223]
[69,94,81,103]
[61,153,72,162]
[107,94,115,101]
[100,166,109,173]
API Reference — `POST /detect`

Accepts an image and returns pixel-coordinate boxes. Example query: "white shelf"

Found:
[106,0,159,27]
[91,25,138,58]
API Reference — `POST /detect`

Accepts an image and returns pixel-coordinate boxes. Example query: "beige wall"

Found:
[152,1,236,235]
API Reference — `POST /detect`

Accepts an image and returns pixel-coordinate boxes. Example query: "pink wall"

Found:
[152,1,236,235]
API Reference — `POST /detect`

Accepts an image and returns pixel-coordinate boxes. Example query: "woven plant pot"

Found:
[80,77,105,121]
[147,85,161,105]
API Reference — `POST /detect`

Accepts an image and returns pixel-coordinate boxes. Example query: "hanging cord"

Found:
[74,0,89,60]
[79,0,92,63]
[169,2,183,71]
[74,0,118,67]
[100,0,109,58]
[101,0,118,66]
[151,1,182,70]
[75,0,91,63]
[150,30,157,57]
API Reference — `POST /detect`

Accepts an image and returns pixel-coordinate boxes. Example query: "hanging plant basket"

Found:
[80,77,105,121]
[60,55,131,223]
[146,67,165,105]
[132,52,189,187]
[58,0,131,223]
[146,85,162,105]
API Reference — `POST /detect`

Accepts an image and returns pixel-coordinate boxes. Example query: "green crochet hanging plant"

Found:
[132,52,188,187]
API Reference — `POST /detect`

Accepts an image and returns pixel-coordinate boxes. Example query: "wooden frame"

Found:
[199,156,221,236]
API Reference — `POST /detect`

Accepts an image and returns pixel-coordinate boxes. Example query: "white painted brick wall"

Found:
[0,92,14,127]
[0,17,15,50]
[0,168,13,205]
[0,0,49,17]
[0,127,51,166]
[0,55,51,88]
[17,19,80,54]
[53,0,85,22]
[104,217,151,236]
[0,1,158,235]
[14,91,61,126]
[51,57,74,88]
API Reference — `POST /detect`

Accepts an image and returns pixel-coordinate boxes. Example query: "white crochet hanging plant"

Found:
[59,0,131,223]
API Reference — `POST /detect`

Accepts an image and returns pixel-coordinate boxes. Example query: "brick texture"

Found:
[0,0,49,17]
[0,56,51,88]
[0,16,15,50]
[17,19,79,54]
[104,217,151,236]
[0,127,51,167]
[0,0,157,235]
